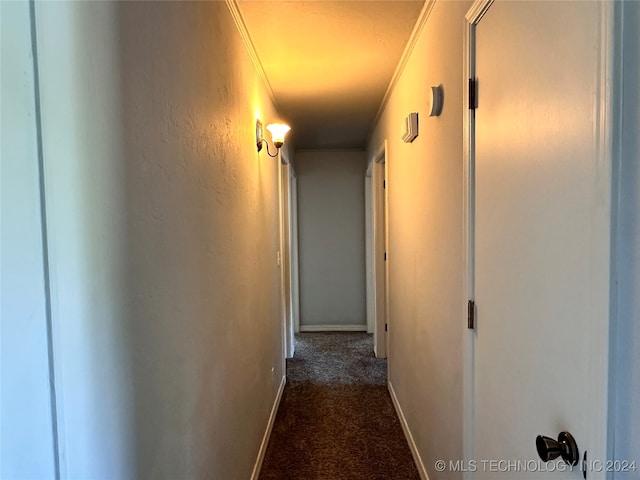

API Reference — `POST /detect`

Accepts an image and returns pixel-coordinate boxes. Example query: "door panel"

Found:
[472,2,609,478]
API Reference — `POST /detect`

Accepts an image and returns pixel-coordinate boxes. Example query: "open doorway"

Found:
[279,155,296,359]
[369,141,388,359]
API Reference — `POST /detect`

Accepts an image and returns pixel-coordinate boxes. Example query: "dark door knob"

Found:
[536,431,579,466]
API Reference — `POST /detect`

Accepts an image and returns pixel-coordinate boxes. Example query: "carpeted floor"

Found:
[259,332,421,480]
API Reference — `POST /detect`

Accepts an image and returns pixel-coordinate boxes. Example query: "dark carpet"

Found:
[259,332,421,480]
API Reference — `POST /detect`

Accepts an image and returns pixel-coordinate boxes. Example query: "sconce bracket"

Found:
[256,120,264,152]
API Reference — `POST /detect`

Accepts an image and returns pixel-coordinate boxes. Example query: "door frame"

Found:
[371,141,388,359]
[365,170,374,334]
[279,152,295,359]
[290,169,300,336]
[462,2,493,472]
[462,1,619,477]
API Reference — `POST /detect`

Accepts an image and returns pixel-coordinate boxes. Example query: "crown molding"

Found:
[225,0,281,112]
[366,0,436,145]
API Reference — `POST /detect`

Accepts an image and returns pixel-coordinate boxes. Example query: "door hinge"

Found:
[383,180,386,189]
[384,252,387,261]
[385,323,388,332]
[469,78,477,110]
[467,300,475,329]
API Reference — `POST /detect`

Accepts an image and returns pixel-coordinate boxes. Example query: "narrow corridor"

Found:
[4,2,639,477]
[259,333,419,480]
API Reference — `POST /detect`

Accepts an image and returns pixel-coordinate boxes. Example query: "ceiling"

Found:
[237,1,425,150]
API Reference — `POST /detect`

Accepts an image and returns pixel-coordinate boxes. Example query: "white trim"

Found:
[465,0,494,24]
[374,143,386,165]
[383,149,389,361]
[372,141,388,359]
[462,3,493,477]
[607,0,625,467]
[291,175,301,336]
[388,381,430,480]
[588,0,615,471]
[277,153,288,373]
[250,375,286,480]
[280,148,290,166]
[280,162,295,359]
[365,174,374,334]
[299,325,367,332]
[366,0,436,145]
[225,0,281,112]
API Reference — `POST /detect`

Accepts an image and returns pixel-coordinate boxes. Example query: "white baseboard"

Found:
[250,375,286,480]
[299,324,367,332]
[388,380,430,480]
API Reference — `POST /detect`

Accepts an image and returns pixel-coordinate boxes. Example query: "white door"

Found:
[467,1,613,479]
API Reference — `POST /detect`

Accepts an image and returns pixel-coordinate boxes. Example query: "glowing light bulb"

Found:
[266,123,291,148]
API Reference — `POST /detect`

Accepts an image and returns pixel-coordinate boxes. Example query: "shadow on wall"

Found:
[111,2,280,477]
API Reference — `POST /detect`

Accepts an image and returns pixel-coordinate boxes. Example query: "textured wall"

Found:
[33,1,284,478]
[367,1,470,478]
[0,3,57,477]
[613,0,640,475]
[296,150,367,329]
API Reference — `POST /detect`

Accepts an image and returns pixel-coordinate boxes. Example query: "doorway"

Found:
[279,157,296,359]
[371,141,388,359]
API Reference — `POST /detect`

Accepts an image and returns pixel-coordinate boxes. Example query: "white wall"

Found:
[17,1,285,478]
[0,3,57,477]
[296,150,367,329]
[367,2,640,478]
[34,4,136,476]
[367,1,470,478]
[613,0,640,474]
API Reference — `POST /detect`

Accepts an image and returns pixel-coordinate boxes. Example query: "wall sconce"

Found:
[256,120,291,157]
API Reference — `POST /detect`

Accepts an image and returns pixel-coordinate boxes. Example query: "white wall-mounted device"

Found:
[401,112,419,143]
[427,85,444,117]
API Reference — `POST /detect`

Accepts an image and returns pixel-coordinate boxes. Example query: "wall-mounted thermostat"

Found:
[427,85,444,116]
[401,112,419,143]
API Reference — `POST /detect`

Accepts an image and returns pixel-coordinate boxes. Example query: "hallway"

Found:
[259,333,419,480]
[2,1,639,479]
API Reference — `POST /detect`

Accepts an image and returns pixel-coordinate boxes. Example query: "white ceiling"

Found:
[237,1,425,150]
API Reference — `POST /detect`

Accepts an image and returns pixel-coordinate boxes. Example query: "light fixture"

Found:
[256,120,291,157]
[427,85,444,117]
[266,123,290,148]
